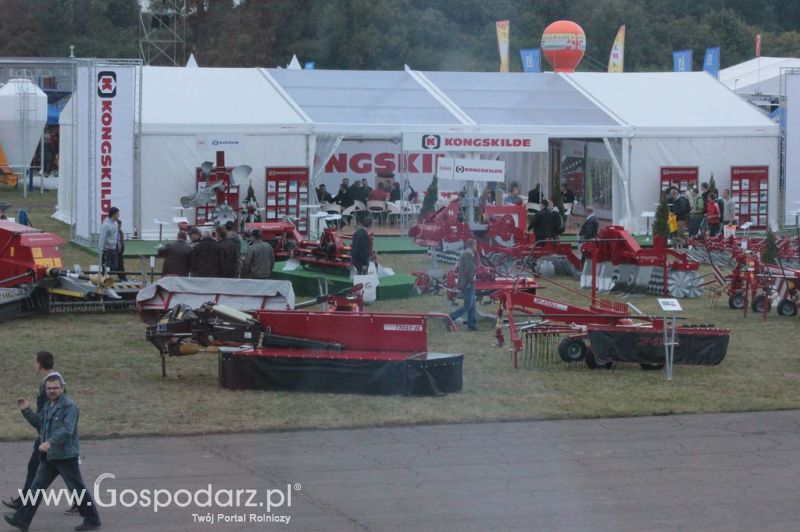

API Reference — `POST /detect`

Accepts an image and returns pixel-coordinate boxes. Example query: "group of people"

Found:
[3,351,101,531]
[317,177,415,209]
[159,222,275,280]
[665,183,737,238]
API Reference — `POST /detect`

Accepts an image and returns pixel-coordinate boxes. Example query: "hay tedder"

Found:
[0,220,141,320]
[580,226,703,298]
[490,277,729,371]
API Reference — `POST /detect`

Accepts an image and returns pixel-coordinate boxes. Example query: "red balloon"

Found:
[541,20,586,73]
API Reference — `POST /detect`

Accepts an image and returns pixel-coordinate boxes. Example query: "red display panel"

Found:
[730,166,768,229]
[660,167,698,193]
[265,167,310,234]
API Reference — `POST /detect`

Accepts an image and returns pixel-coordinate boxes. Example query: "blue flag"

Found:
[703,47,720,78]
[520,48,541,73]
[673,50,692,72]
[304,61,316,70]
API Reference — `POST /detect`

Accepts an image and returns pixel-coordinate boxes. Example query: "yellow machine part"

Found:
[0,144,19,187]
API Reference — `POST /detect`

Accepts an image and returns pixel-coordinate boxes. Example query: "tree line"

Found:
[1,0,799,72]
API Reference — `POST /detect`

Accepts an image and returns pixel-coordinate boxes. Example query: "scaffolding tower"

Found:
[139,0,187,66]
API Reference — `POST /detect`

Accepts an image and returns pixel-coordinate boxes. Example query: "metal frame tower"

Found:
[139,0,187,66]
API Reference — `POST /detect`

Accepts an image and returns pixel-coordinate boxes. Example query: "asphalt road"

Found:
[1,410,798,531]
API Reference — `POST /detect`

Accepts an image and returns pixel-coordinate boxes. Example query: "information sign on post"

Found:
[657,298,681,381]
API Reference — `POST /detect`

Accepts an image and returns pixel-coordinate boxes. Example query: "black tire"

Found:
[585,349,613,370]
[728,293,745,310]
[777,299,797,317]
[558,338,587,363]
[640,363,665,370]
[750,294,771,314]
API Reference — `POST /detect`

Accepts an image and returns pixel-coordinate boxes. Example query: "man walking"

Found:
[578,206,599,241]
[2,352,64,512]
[241,229,274,279]
[97,207,121,274]
[5,374,102,531]
[449,239,478,331]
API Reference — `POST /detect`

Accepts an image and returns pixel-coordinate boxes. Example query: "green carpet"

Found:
[272,261,416,300]
[373,236,425,254]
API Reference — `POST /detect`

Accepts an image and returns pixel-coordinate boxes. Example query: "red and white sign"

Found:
[437,157,506,182]
[659,166,698,192]
[402,133,548,153]
[76,66,136,239]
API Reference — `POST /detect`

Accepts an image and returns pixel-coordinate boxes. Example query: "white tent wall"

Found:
[627,136,780,234]
[139,133,309,240]
[54,96,73,224]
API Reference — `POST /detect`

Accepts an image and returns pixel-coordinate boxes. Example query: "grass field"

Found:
[1,187,799,441]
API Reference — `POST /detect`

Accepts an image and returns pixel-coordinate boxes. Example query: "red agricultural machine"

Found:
[579,226,703,298]
[244,220,304,261]
[490,278,729,371]
[0,220,140,320]
[139,281,462,396]
[289,226,376,275]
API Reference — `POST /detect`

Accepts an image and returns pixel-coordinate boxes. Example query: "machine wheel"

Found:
[776,299,797,317]
[640,363,665,370]
[728,293,745,310]
[558,338,587,363]
[750,294,771,314]
[585,349,613,370]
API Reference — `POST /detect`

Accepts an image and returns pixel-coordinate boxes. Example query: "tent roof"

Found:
[719,57,800,97]
[420,71,627,137]
[140,67,311,134]
[566,72,778,137]
[265,68,467,135]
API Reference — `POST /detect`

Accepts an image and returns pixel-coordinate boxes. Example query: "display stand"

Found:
[194,152,239,226]
[265,167,310,234]
[657,298,681,381]
[641,211,655,240]
[731,166,768,230]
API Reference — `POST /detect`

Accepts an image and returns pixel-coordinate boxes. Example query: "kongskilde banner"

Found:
[402,133,548,153]
[436,157,506,182]
[76,65,136,239]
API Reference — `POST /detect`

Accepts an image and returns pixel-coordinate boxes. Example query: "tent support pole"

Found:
[603,137,632,231]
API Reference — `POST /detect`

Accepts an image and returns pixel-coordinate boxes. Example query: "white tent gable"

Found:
[719,56,800,97]
[566,72,778,137]
[141,67,310,134]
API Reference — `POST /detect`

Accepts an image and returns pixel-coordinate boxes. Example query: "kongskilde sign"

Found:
[436,157,506,182]
[403,133,548,153]
[76,65,136,239]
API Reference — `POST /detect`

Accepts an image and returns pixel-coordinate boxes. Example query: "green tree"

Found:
[653,194,670,239]
[761,229,779,264]
[420,174,439,217]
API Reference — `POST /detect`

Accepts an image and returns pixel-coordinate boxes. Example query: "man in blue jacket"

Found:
[5,375,102,531]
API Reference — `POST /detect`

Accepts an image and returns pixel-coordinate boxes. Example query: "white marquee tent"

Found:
[56,65,780,237]
[566,72,780,232]
[720,57,800,97]
[57,66,312,240]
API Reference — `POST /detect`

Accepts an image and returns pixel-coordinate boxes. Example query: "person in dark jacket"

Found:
[188,230,223,277]
[2,352,65,512]
[216,225,241,278]
[529,200,554,242]
[332,178,353,208]
[158,231,191,276]
[527,183,541,204]
[6,374,101,532]
[578,207,599,241]
[550,203,563,238]
[351,216,373,274]
[389,181,401,202]
[241,229,274,279]
[316,184,333,204]
[448,239,478,331]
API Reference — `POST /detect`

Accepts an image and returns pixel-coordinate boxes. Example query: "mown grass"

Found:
[1,186,799,440]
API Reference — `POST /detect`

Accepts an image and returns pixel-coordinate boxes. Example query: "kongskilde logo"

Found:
[455,166,465,173]
[422,134,441,150]
[97,71,117,97]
